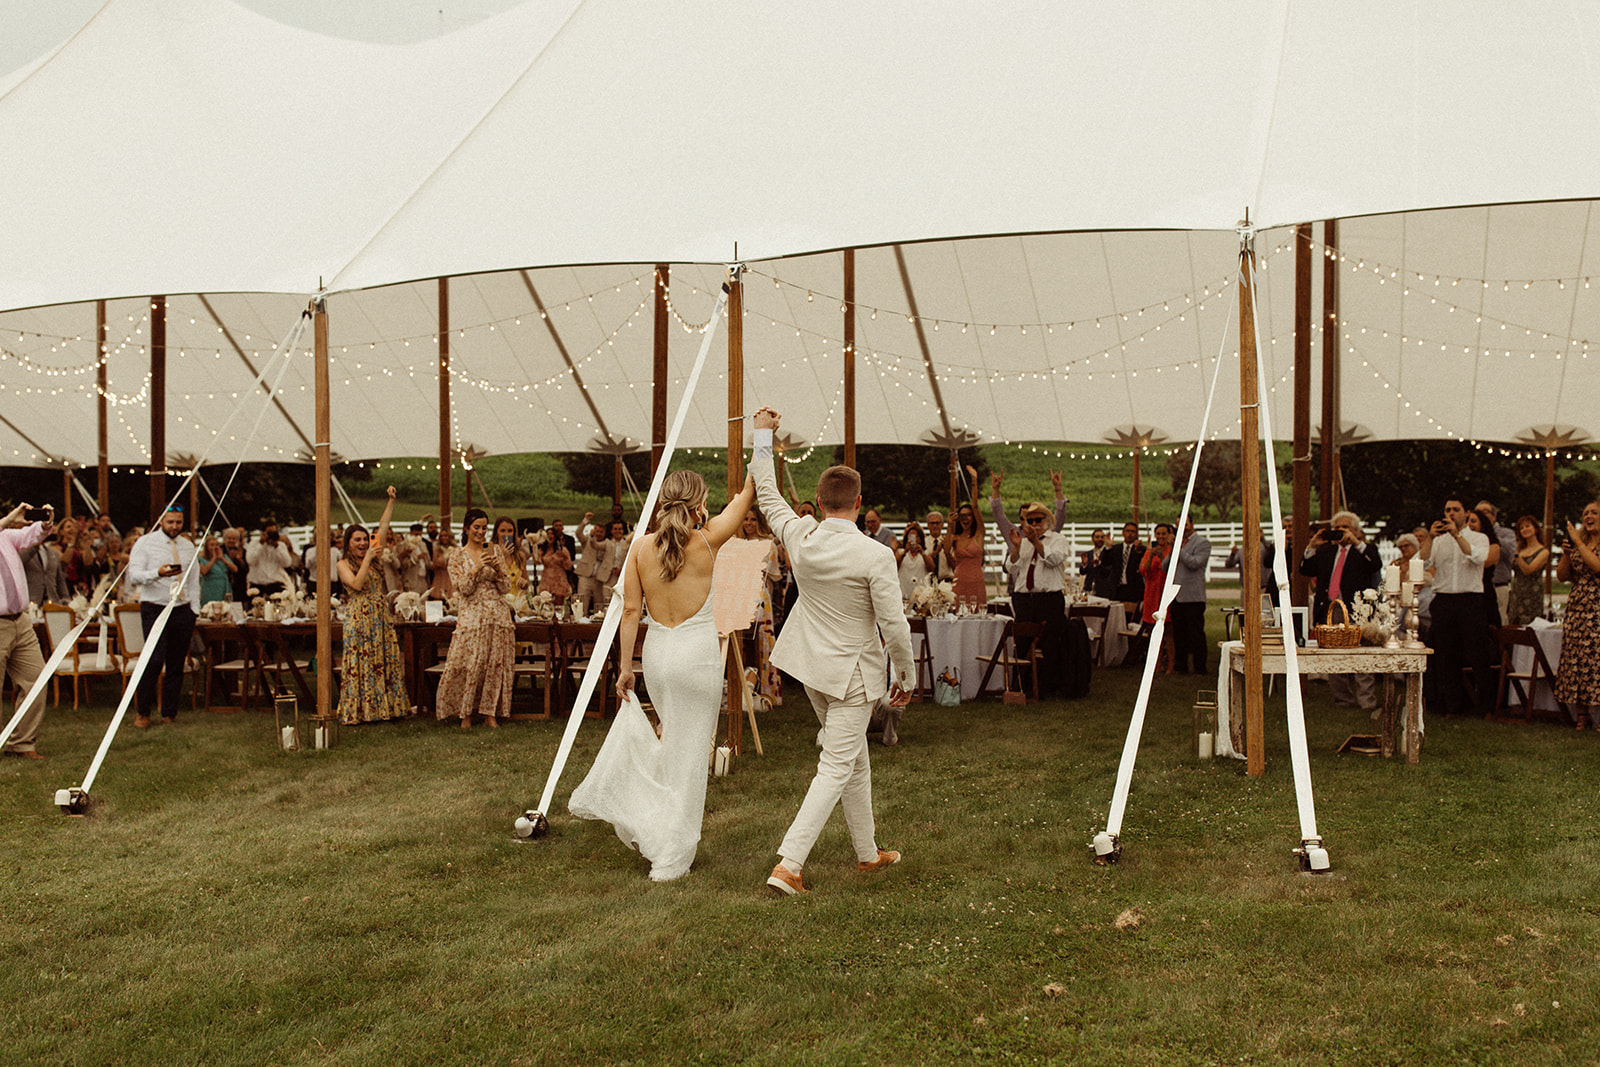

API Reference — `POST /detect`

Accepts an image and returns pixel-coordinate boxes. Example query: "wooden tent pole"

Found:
[651,264,670,477]
[843,249,856,469]
[1545,448,1556,610]
[1132,451,1143,527]
[727,266,744,501]
[1291,222,1313,607]
[62,466,72,522]
[313,296,333,726]
[438,278,452,527]
[149,295,166,525]
[96,300,108,515]
[1239,225,1265,778]
[1320,219,1338,518]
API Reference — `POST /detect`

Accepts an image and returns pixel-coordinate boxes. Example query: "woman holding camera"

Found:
[895,521,935,600]
[1555,501,1600,728]
[435,508,516,728]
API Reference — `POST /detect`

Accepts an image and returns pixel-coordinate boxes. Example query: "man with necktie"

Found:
[126,507,201,727]
[0,501,54,759]
[1298,510,1383,711]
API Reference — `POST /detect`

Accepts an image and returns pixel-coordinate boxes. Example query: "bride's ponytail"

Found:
[655,470,706,582]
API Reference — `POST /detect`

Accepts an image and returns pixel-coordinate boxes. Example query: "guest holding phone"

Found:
[436,509,515,729]
[0,502,53,758]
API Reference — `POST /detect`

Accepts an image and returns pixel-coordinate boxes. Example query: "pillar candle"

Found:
[1384,566,1400,593]
[1198,732,1214,759]
[1409,557,1424,582]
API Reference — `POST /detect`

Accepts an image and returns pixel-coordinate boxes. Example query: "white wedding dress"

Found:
[568,580,723,881]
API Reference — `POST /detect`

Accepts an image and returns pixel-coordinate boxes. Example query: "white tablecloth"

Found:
[1070,597,1128,667]
[1508,621,1562,711]
[910,615,1009,701]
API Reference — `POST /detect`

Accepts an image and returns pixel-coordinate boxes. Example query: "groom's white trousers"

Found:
[779,666,880,868]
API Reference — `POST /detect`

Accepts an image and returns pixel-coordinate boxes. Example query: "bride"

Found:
[568,468,756,881]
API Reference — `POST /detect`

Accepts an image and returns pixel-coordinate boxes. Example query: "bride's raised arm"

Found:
[702,472,756,550]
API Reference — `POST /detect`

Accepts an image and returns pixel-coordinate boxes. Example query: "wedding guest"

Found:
[1554,501,1600,728]
[1080,528,1116,599]
[1170,518,1212,676]
[1386,533,1430,636]
[0,502,53,759]
[382,527,428,595]
[21,527,67,606]
[60,520,93,595]
[1139,523,1175,672]
[1421,497,1494,718]
[942,465,986,611]
[488,517,528,597]
[1466,507,1503,626]
[1004,501,1070,695]
[547,518,577,589]
[301,532,342,598]
[1477,500,1518,624]
[1506,516,1548,625]
[1106,521,1147,620]
[222,527,249,603]
[198,535,232,604]
[246,521,299,599]
[862,508,895,550]
[895,521,936,600]
[538,525,574,600]
[337,487,410,724]
[573,513,610,614]
[435,509,515,728]
[1298,511,1382,710]
[924,510,953,583]
[739,507,784,707]
[600,519,631,608]
[429,528,457,601]
[126,506,201,727]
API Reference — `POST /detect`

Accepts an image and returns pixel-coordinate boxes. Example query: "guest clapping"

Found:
[247,521,299,599]
[1506,516,1548,625]
[435,509,515,729]
[337,487,410,724]
[1555,501,1600,728]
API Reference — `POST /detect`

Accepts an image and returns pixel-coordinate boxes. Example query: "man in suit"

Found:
[1104,521,1146,619]
[753,406,914,897]
[572,513,607,614]
[1298,509,1383,711]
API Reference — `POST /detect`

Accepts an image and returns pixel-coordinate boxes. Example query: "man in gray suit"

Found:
[752,406,914,896]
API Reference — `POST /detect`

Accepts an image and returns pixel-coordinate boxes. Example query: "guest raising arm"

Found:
[1554,501,1600,728]
[336,487,410,724]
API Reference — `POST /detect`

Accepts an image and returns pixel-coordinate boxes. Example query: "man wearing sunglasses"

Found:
[1006,501,1071,697]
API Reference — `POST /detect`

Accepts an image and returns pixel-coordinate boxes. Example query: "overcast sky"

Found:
[1,0,529,76]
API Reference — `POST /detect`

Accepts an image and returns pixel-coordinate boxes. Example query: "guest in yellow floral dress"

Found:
[739,507,783,706]
[436,508,515,729]
[336,486,411,724]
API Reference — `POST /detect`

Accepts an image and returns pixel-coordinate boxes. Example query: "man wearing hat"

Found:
[1006,499,1070,695]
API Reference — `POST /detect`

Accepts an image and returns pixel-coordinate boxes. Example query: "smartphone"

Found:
[23,508,51,522]
[501,533,513,548]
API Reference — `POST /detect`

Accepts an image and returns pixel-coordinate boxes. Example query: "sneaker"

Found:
[766,864,806,896]
[858,848,901,872]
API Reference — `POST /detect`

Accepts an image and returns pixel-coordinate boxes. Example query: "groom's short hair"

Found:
[815,465,861,513]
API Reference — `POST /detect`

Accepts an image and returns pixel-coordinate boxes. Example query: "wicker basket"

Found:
[1313,599,1362,649]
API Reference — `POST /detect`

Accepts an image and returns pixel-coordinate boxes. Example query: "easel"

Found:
[718,630,764,756]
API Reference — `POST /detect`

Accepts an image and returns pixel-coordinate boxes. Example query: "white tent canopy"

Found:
[3,1,1599,465]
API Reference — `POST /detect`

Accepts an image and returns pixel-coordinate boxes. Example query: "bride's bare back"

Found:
[633,530,715,627]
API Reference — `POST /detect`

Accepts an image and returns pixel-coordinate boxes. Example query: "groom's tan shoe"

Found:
[766,864,807,896]
[858,848,901,872]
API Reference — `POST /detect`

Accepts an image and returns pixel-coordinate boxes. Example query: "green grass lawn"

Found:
[4,614,1597,1065]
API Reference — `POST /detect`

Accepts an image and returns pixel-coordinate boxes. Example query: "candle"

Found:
[1400,582,1414,606]
[1384,566,1400,593]
[314,727,327,750]
[1198,732,1214,759]
[1409,557,1424,582]
[281,725,297,750]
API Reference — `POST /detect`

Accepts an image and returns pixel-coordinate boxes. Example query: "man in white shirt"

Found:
[924,511,953,582]
[1004,500,1071,695]
[0,502,52,758]
[246,522,299,599]
[1420,496,1494,717]
[126,507,201,726]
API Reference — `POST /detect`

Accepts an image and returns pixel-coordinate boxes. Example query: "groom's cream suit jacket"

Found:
[753,442,914,702]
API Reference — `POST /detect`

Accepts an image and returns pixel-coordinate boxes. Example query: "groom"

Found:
[751,406,914,896]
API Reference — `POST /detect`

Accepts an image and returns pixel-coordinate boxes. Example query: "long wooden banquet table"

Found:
[196,617,636,717]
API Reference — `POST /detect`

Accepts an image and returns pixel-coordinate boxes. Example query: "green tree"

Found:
[831,444,989,521]
[1164,440,1243,521]
[557,451,652,503]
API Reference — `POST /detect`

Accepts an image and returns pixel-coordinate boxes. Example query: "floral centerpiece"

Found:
[508,589,556,620]
[909,579,957,618]
[393,590,427,622]
[1349,588,1397,646]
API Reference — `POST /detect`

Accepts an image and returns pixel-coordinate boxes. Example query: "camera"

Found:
[266,529,279,543]
[23,507,51,522]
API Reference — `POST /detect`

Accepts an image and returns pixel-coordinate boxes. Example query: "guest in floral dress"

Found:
[1554,501,1600,728]
[739,507,784,706]
[335,486,410,724]
[436,508,515,729]
[429,528,456,601]
[493,517,529,596]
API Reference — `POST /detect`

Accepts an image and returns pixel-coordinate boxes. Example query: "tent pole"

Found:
[439,278,452,528]
[149,295,166,526]
[1291,222,1313,608]
[313,296,333,727]
[1132,451,1142,527]
[727,265,744,501]
[843,249,856,469]
[651,264,669,477]
[1320,220,1338,519]
[96,300,109,515]
[1239,225,1265,777]
[62,466,72,522]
